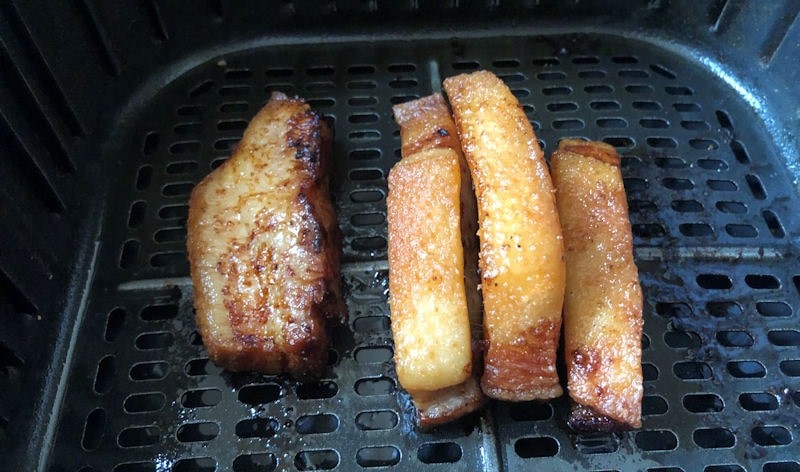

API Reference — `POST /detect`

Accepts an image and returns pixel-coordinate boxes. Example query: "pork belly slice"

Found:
[551,139,643,431]
[187,91,345,377]
[390,94,485,427]
[444,70,565,401]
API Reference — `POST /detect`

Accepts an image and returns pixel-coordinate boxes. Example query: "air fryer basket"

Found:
[1,2,798,471]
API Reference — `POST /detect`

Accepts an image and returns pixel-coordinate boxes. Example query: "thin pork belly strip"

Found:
[443,70,565,401]
[550,139,643,431]
[390,94,485,427]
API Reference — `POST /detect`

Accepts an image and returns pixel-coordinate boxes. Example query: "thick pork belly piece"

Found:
[387,148,473,394]
[187,92,345,377]
[550,139,643,431]
[391,94,484,427]
[443,70,566,401]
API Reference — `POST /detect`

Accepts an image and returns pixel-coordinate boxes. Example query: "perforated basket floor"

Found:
[48,34,800,472]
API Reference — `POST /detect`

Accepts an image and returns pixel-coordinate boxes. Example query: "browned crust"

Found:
[551,139,643,429]
[443,70,565,401]
[187,92,345,377]
[480,321,562,400]
[412,377,488,429]
[392,94,461,157]
[559,138,620,166]
[567,402,627,433]
[391,94,485,424]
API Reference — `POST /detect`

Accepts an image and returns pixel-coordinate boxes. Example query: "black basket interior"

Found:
[0,2,798,471]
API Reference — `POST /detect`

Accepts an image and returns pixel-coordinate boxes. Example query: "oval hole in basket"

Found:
[706,301,742,318]
[726,224,757,238]
[185,358,221,376]
[140,304,177,321]
[698,158,727,170]
[664,330,701,349]
[643,363,659,381]
[296,380,338,400]
[635,430,678,451]
[693,427,735,448]
[727,360,766,378]
[739,392,778,411]
[757,301,792,317]
[515,436,559,458]
[124,392,166,413]
[238,383,282,405]
[656,302,692,318]
[351,213,384,227]
[633,100,662,111]
[94,356,116,394]
[235,418,279,439]
[113,462,154,472]
[707,179,737,191]
[173,458,215,472]
[181,388,221,408]
[356,446,401,468]
[355,376,395,396]
[763,210,785,238]
[767,330,800,346]
[135,332,174,350]
[233,453,276,472]
[780,360,800,377]
[128,201,146,228]
[349,112,379,124]
[177,422,219,442]
[683,393,724,413]
[81,408,106,451]
[752,426,792,446]
[697,274,732,289]
[716,330,753,347]
[354,346,392,364]
[746,274,780,289]
[418,442,462,464]
[296,414,338,434]
[671,199,703,212]
[548,101,578,112]
[716,201,747,213]
[356,410,398,431]
[105,308,126,342]
[662,177,693,190]
[118,425,160,447]
[705,466,744,472]
[590,100,621,111]
[642,395,668,415]
[129,361,168,381]
[597,118,627,129]
[640,118,669,129]
[585,84,613,94]
[674,361,712,380]
[353,316,390,333]
[679,223,713,237]
[295,450,339,470]
[575,433,619,454]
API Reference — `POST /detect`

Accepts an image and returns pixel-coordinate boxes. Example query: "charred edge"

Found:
[287,110,322,163]
[559,140,620,166]
[400,128,460,157]
[567,402,630,433]
[296,192,326,255]
[482,321,561,396]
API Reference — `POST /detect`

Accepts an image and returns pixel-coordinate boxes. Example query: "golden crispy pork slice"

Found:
[187,92,345,377]
[390,94,485,428]
[551,139,643,431]
[443,70,565,401]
